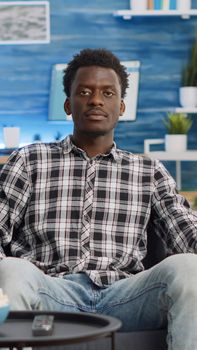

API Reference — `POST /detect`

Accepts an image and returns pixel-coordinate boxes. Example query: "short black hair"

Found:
[63,48,129,98]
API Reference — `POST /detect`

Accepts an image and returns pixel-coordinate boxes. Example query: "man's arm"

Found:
[151,160,197,254]
[0,151,30,257]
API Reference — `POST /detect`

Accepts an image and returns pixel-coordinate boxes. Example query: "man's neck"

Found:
[71,134,114,158]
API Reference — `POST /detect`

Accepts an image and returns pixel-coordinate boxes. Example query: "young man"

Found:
[0,49,197,350]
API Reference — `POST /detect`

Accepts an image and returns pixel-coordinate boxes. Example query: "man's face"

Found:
[64,66,125,137]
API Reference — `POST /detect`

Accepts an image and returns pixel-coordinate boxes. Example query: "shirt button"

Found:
[84,214,90,222]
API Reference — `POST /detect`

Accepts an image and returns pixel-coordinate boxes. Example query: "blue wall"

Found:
[0,0,197,189]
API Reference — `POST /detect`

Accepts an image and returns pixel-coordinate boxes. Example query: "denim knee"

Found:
[0,257,38,285]
[0,257,43,310]
[158,254,197,350]
[160,253,197,276]
[157,253,197,299]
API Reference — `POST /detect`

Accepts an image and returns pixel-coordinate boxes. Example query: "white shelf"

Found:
[145,150,197,161]
[114,9,197,20]
[145,150,197,190]
[144,139,197,189]
[174,107,197,114]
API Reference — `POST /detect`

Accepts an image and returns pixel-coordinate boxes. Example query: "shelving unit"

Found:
[113,8,197,114]
[113,9,197,20]
[145,150,197,190]
[144,138,197,190]
[113,6,197,194]
[174,107,197,114]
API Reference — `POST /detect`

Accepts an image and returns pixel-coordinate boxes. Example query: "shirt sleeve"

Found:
[0,151,30,257]
[151,159,197,254]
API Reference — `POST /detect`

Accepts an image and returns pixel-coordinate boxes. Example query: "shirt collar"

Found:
[61,135,121,163]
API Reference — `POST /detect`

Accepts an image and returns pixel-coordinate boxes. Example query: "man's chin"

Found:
[82,122,118,137]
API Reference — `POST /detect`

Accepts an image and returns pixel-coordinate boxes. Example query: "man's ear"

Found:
[120,100,126,116]
[64,98,72,115]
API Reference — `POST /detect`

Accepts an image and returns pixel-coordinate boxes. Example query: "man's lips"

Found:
[85,109,108,120]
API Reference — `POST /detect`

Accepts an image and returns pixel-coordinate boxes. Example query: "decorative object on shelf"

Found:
[54,131,62,141]
[33,133,42,142]
[179,38,197,107]
[193,197,197,210]
[163,112,192,152]
[130,0,148,11]
[179,86,197,107]
[0,288,10,325]
[3,126,20,149]
[176,0,191,11]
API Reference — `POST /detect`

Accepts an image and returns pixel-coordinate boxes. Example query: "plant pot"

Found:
[165,134,187,152]
[3,127,20,148]
[179,86,197,108]
[130,0,148,11]
[176,0,191,11]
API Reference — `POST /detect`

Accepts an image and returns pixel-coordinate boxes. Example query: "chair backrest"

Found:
[142,221,168,269]
[4,243,11,256]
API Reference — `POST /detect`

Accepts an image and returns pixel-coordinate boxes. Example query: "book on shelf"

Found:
[162,0,170,9]
[170,0,176,10]
[151,0,176,10]
[134,0,177,11]
[147,0,154,9]
[154,0,162,9]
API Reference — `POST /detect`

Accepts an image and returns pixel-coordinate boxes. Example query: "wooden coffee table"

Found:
[0,311,121,350]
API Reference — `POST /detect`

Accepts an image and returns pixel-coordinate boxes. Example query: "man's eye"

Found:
[104,91,114,97]
[80,90,91,96]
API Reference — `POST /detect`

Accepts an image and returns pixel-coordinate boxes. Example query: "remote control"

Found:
[32,315,54,336]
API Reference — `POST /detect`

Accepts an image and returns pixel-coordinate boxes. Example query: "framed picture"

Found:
[0,1,50,44]
[48,61,140,122]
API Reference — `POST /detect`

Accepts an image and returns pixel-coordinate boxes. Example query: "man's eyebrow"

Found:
[76,84,117,89]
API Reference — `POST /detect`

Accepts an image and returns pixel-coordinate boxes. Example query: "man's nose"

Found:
[88,91,104,105]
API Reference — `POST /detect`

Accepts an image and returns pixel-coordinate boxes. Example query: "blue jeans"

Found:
[0,253,197,350]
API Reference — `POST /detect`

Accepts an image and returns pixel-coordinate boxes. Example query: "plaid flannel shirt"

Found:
[0,136,197,287]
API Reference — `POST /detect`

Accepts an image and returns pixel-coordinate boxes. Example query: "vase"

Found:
[130,0,148,11]
[3,127,20,148]
[179,86,197,108]
[176,0,191,11]
[165,134,187,152]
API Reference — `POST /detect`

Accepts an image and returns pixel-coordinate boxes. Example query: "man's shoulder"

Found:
[16,140,64,163]
[19,140,62,152]
[116,148,157,167]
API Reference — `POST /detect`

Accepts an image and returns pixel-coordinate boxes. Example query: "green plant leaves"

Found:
[182,39,197,86]
[163,113,193,134]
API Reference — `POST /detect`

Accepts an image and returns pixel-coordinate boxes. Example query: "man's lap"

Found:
[0,254,197,332]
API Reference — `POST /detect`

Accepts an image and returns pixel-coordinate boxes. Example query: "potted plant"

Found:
[179,38,197,107]
[163,112,192,152]
[193,197,197,211]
